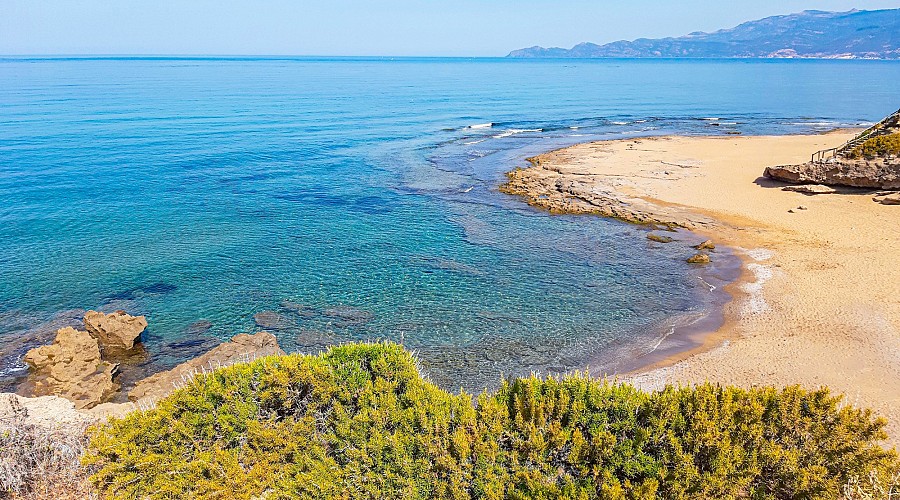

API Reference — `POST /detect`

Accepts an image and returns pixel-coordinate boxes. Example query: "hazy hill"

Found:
[508,9,900,59]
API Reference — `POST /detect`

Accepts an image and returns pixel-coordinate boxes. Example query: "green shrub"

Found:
[85,343,898,499]
[848,133,900,159]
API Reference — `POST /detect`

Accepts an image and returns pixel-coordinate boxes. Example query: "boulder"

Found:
[687,254,711,264]
[129,332,284,403]
[782,184,837,194]
[83,310,147,351]
[19,327,119,409]
[695,240,715,250]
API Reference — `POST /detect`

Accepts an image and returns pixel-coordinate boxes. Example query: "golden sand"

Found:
[510,132,900,444]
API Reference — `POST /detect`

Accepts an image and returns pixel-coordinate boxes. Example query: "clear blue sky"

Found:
[2,0,899,56]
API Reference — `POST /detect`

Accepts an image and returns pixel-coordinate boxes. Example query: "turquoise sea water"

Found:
[1,57,898,392]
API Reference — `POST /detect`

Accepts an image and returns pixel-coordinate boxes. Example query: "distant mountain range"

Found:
[508,9,900,59]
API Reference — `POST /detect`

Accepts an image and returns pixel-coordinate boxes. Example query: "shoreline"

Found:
[502,130,900,444]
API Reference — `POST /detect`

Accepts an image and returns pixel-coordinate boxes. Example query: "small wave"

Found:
[569,126,581,130]
[467,122,493,130]
[701,117,720,121]
[611,121,629,125]
[785,121,839,126]
[463,139,486,145]
[493,128,542,139]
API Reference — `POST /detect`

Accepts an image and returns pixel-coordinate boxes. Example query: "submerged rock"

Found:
[323,306,373,326]
[254,311,294,330]
[129,332,285,403]
[687,254,711,264]
[280,301,317,318]
[185,320,213,335]
[83,310,147,351]
[20,327,119,409]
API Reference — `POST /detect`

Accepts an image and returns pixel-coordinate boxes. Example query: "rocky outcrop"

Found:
[695,240,715,250]
[83,310,147,351]
[20,327,119,409]
[128,332,284,403]
[764,158,900,189]
[0,393,98,430]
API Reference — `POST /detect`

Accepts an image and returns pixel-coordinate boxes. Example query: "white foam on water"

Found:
[467,122,493,130]
[611,121,629,125]
[463,139,486,145]
[745,248,774,261]
[741,263,774,314]
[492,128,542,139]
[702,117,720,121]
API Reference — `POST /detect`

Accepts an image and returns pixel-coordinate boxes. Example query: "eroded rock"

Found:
[83,310,147,351]
[20,327,119,409]
[782,184,837,194]
[877,193,900,205]
[129,331,284,403]
[695,240,715,250]
[764,159,900,189]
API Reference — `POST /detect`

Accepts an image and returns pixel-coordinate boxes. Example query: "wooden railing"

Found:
[810,108,900,163]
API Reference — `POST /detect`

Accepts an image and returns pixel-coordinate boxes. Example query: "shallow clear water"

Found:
[1,57,897,391]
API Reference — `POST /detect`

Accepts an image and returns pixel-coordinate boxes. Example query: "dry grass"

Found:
[0,420,97,499]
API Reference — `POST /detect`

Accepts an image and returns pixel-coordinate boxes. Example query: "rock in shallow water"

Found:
[20,327,119,409]
[687,254,711,264]
[128,331,285,403]
[254,311,295,329]
[323,306,373,326]
[83,310,147,351]
[646,233,674,243]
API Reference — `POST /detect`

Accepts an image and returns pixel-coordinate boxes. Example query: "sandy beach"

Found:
[503,131,900,444]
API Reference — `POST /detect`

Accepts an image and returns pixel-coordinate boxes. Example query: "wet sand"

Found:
[503,131,900,444]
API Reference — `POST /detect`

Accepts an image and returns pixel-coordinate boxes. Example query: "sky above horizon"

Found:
[3,1,900,57]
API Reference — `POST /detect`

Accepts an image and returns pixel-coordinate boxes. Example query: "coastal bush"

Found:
[85,342,898,499]
[848,133,900,159]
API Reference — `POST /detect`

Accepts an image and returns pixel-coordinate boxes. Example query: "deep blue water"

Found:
[1,57,898,391]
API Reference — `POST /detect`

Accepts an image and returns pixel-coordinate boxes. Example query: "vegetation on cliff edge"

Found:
[848,133,900,160]
[85,342,898,499]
